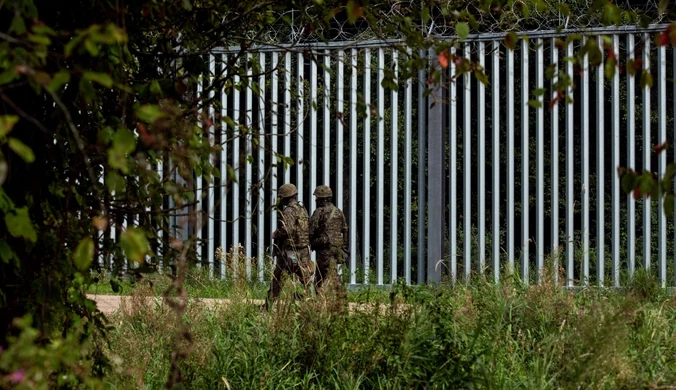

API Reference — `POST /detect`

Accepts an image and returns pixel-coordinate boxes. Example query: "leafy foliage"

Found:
[0,0,673,387]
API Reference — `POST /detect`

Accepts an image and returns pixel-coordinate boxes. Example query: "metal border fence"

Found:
[102,24,676,289]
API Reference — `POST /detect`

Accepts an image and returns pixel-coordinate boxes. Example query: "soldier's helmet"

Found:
[278,183,298,198]
[313,185,333,198]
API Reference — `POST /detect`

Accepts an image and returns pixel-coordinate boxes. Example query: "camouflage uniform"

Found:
[309,188,348,296]
[267,196,312,307]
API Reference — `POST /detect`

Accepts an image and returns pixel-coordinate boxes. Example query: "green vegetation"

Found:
[2,0,676,388]
[98,272,676,389]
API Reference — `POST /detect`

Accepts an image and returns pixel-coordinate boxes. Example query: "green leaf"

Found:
[602,4,621,26]
[640,71,653,89]
[108,128,136,173]
[64,35,84,57]
[47,71,71,93]
[556,3,570,17]
[0,115,19,137]
[113,127,136,154]
[0,240,16,264]
[605,57,617,80]
[150,80,163,96]
[475,70,489,85]
[528,100,543,108]
[659,0,669,15]
[456,22,470,40]
[533,88,547,96]
[73,237,94,271]
[135,104,165,123]
[5,207,37,242]
[105,171,126,192]
[420,6,430,24]
[27,34,51,46]
[8,138,35,163]
[621,171,636,194]
[10,14,26,35]
[0,70,18,86]
[83,71,113,88]
[32,25,57,36]
[505,32,518,50]
[664,193,675,217]
[84,39,99,56]
[626,59,637,76]
[587,41,602,67]
[120,227,150,263]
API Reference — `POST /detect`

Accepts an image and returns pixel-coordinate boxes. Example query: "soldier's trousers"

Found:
[266,251,312,308]
[314,247,347,300]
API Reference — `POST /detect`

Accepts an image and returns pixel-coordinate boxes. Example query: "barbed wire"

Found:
[247,0,668,45]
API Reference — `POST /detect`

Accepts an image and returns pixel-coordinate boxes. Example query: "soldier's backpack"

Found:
[326,207,349,264]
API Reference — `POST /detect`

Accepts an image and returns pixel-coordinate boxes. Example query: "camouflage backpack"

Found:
[326,206,349,264]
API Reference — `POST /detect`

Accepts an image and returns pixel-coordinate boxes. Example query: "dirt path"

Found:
[86,294,266,316]
[86,294,405,316]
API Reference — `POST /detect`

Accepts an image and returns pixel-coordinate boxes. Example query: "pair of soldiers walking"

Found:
[266,183,348,309]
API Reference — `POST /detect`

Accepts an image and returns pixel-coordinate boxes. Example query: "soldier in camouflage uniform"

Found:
[309,185,348,298]
[266,183,313,310]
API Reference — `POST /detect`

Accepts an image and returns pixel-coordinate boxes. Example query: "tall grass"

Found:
[102,269,676,389]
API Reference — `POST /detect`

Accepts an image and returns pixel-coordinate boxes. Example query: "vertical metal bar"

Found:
[627,34,636,278]
[449,46,458,283]
[220,55,228,277]
[310,53,318,215]
[507,44,515,274]
[156,161,164,268]
[463,42,472,282]
[536,38,545,283]
[269,51,278,244]
[377,48,385,285]
[491,41,500,283]
[417,49,426,283]
[521,38,529,284]
[324,50,331,187]
[642,33,651,272]
[208,54,216,271]
[405,48,413,285]
[364,49,372,284]
[566,40,575,287]
[232,65,240,277]
[478,42,486,275]
[98,169,105,268]
[196,69,204,266]
[167,160,175,244]
[258,53,266,282]
[673,48,676,287]
[581,37,589,285]
[596,36,605,286]
[391,50,399,283]
[427,48,444,284]
[658,42,666,287]
[245,53,253,276]
[350,48,358,285]
[284,52,292,185]
[550,38,559,285]
[612,36,620,287]
[270,52,278,265]
[297,53,305,205]
[336,50,344,211]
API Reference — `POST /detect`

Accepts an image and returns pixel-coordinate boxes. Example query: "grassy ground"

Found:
[100,268,676,389]
[87,267,402,304]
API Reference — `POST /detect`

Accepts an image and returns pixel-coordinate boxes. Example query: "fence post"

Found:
[427,49,445,284]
